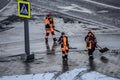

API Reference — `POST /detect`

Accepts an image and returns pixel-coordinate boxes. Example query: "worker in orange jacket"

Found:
[44,14,57,43]
[58,32,69,61]
[85,31,97,59]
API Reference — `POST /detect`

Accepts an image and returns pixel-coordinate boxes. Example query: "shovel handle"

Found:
[96,44,102,49]
[54,29,61,33]
[69,47,77,49]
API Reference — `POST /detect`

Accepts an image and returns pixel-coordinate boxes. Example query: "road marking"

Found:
[0,0,11,12]
[31,3,116,28]
[84,0,120,10]
[97,10,109,13]
[57,4,93,14]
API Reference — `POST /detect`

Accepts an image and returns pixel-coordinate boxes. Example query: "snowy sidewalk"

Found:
[0,67,119,80]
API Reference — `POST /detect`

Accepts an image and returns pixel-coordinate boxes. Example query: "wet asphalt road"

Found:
[92,0,120,7]
[31,0,120,27]
[0,41,120,78]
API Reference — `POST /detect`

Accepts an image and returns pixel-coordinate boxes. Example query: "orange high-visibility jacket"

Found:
[44,18,54,32]
[86,40,95,50]
[58,36,69,50]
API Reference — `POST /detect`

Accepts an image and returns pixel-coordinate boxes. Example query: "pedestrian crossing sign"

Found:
[18,1,31,18]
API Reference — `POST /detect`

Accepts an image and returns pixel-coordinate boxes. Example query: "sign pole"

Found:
[18,0,34,61]
[24,18,30,56]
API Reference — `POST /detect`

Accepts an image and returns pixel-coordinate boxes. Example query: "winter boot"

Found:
[62,56,66,61]
[53,38,57,45]
[53,38,57,42]
[45,38,48,43]
[89,55,94,60]
[65,55,68,60]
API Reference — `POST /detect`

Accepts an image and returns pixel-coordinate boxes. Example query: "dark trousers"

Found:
[45,31,55,36]
[45,31,56,42]
[62,50,69,60]
[88,48,95,56]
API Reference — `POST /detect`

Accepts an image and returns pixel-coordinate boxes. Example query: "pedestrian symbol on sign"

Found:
[20,3,29,16]
[20,4,28,15]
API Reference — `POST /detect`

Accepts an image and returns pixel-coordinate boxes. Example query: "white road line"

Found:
[57,4,93,14]
[84,0,120,10]
[97,10,109,13]
[0,0,11,12]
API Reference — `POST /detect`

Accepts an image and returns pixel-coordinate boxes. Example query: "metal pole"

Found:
[24,18,30,55]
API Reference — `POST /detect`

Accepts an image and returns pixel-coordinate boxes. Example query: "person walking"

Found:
[85,30,96,43]
[85,31,97,59]
[44,13,57,43]
[58,32,69,61]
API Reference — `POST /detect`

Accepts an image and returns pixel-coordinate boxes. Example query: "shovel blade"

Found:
[99,47,109,53]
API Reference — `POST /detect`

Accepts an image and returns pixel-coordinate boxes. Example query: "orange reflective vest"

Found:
[58,36,69,51]
[86,40,95,50]
[44,18,54,32]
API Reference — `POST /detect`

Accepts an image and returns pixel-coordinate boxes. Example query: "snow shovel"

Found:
[97,44,109,53]
[54,29,61,33]
[69,47,77,49]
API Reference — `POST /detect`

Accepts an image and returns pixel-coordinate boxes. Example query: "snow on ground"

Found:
[1,16,120,56]
[0,0,120,44]
[1,16,120,44]
[0,0,16,21]
[0,67,119,80]
[55,67,87,80]
[81,71,120,80]
[0,0,120,56]
[0,73,55,80]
